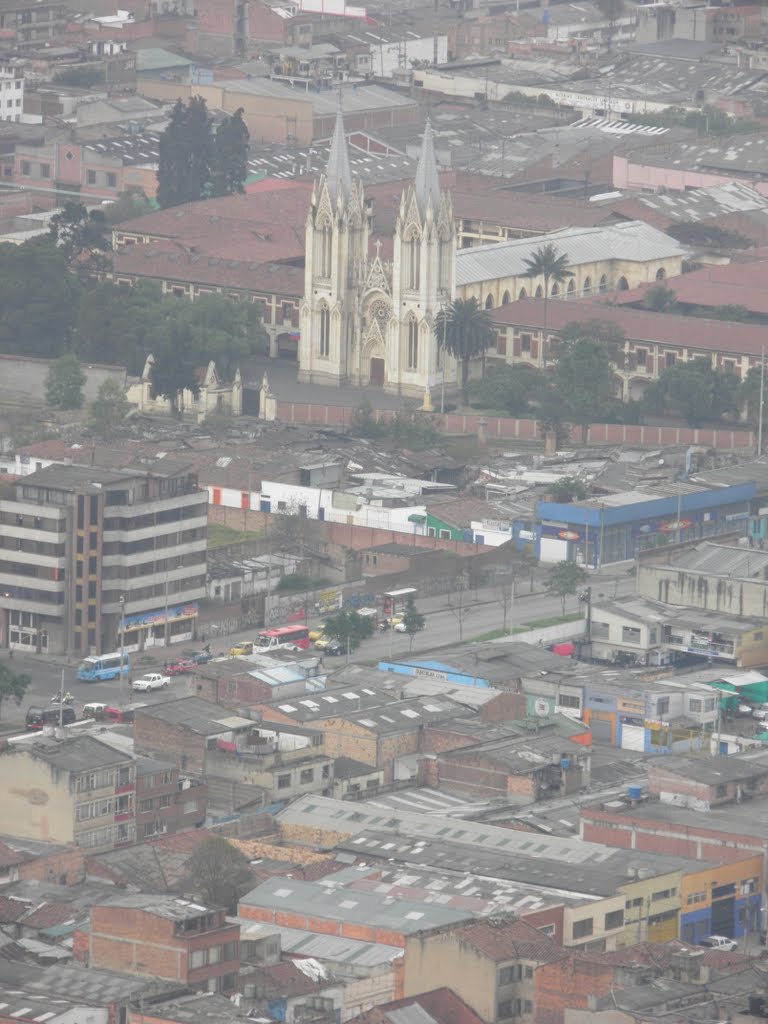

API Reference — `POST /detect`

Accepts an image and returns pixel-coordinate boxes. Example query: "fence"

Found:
[273,401,756,450]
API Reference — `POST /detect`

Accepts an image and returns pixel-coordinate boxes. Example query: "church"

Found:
[298,112,459,401]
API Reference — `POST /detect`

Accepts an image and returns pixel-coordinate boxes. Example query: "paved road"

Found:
[1,568,636,728]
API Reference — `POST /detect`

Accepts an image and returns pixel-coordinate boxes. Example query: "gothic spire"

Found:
[326,107,352,205]
[414,118,441,216]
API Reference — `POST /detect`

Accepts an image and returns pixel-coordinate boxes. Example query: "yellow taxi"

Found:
[308,624,326,642]
[229,640,254,657]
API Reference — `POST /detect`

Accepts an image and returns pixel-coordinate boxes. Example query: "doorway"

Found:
[370,357,385,386]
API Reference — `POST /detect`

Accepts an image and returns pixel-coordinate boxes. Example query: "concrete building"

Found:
[0,0,68,47]
[134,757,207,841]
[0,736,136,853]
[402,920,563,1024]
[133,698,253,777]
[77,895,240,992]
[0,462,207,657]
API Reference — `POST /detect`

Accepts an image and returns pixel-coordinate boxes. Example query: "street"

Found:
[0,567,637,728]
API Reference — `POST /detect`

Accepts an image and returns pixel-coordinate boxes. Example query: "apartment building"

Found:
[0,0,68,47]
[0,65,23,123]
[0,736,136,853]
[0,462,207,657]
[135,757,207,841]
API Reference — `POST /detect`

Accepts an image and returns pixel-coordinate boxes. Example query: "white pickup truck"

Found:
[131,672,170,692]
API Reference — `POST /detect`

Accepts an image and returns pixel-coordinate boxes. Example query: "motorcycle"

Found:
[50,692,75,705]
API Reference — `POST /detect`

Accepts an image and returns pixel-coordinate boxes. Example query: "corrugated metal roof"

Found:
[455,221,687,287]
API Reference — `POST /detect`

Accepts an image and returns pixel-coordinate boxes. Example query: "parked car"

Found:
[229,641,254,657]
[394,619,425,633]
[308,624,326,642]
[699,936,738,951]
[166,659,196,676]
[324,639,343,656]
[131,672,170,692]
[184,649,213,664]
[315,635,334,650]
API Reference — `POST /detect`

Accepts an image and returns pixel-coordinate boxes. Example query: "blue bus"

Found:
[77,651,130,682]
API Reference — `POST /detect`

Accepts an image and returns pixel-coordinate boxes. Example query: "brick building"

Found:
[133,698,253,777]
[78,894,240,991]
[134,757,207,841]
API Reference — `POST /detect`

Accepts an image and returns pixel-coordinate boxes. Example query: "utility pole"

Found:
[759,345,765,457]
[119,594,126,705]
[58,667,65,728]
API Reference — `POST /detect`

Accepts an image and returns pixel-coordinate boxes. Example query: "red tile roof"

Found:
[453,919,564,964]
[0,895,32,923]
[113,242,305,298]
[116,183,313,265]
[0,840,30,870]
[346,989,486,1024]
[492,297,768,357]
[20,901,77,930]
[609,259,768,316]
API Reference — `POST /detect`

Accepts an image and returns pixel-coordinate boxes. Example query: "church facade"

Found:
[298,113,458,400]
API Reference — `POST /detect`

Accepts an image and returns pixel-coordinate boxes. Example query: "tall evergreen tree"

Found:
[211,108,250,197]
[156,97,215,209]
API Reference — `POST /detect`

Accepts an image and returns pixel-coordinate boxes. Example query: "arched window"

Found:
[439,234,451,292]
[485,293,493,310]
[551,282,559,297]
[407,318,419,370]
[318,220,332,278]
[319,305,330,357]
[582,276,592,296]
[598,275,607,294]
[406,230,421,290]
[535,285,543,298]
[617,276,629,291]
[656,267,666,281]
[567,279,576,297]
[502,290,511,305]
[518,287,527,300]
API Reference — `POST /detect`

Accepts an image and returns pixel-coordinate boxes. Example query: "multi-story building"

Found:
[0,65,23,123]
[135,756,207,841]
[79,895,240,992]
[0,0,68,47]
[0,736,136,853]
[0,462,207,657]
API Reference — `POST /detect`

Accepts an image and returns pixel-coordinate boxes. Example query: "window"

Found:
[591,621,609,639]
[523,1002,532,1014]
[497,1002,515,1019]
[657,697,669,716]
[524,966,533,979]
[572,918,594,939]
[322,764,330,778]
[40,163,50,178]
[406,231,420,289]
[605,909,624,930]
[651,888,675,901]
[498,965,520,985]
[407,318,418,370]
[559,694,580,709]
[689,698,702,713]
[621,626,641,644]
[158,794,172,808]
[87,169,96,185]
[715,783,727,797]
[319,304,330,358]
[319,221,332,277]
[190,949,207,969]
[139,798,153,812]
[277,774,291,790]
[300,768,314,784]
[636,348,647,366]
[521,333,531,353]
[106,172,117,188]
[665,352,676,369]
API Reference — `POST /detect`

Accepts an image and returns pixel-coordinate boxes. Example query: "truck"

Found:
[131,672,170,692]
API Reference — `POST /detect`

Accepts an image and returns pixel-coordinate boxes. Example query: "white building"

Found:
[0,65,23,123]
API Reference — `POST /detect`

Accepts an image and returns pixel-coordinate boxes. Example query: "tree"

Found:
[595,0,625,48]
[54,65,104,87]
[469,363,547,415]
[89,378,130,437]
[643,284,677,313]
[554,336,617,443]
[75,279,166,372]
[0,662,31,720]
[147,318,202,416]
[103,189,154,225]
[45,353,86,410]
[647,360,741,427]
[322,610,374,652]
[0,240,80,357]
[743,364,768,430]
[48,201,110,262]
[550,476,589,503]
[401,596,425,651]
[185,292,268,375]
[157,97,215,209]
[545,560,588,616]
[211,108,250,197]
[185,836,254,911]
[522,243,573,330]
[436,297,495,406]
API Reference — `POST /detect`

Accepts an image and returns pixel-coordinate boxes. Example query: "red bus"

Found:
[257,625,310,650]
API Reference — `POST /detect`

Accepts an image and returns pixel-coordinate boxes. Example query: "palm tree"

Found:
[522,243,574,335]
[436,297,495,407]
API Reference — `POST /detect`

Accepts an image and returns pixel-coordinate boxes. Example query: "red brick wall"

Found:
[238,903,406,947]
[534,956,615,1024]
[134,713,206,776]
[18,847,84,885]
[480,692,527,723]
[420,725,478,755]
[247,0,286,41]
